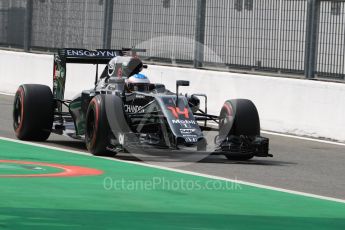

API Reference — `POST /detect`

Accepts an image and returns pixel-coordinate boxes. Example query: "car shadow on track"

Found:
[45,140,88,152]
[199,157,296,166]
[45,139,296,167]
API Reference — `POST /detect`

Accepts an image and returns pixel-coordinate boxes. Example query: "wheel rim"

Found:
[219,101,236,140]
[219,112,229,130]
[86,108,96,143]
[219,109,232,137]
[13,92,23,131]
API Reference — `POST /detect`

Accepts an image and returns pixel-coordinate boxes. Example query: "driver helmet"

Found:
[127,73,150,92]
[107,57,143,78]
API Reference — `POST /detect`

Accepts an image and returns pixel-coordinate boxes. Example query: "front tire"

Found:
[219,99,260,161]
[13,84,53,141]
[85,95,113,156]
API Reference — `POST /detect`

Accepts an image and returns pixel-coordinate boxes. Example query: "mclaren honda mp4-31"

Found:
[13,48,272,161]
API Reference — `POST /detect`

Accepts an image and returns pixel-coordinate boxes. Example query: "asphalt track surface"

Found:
[2,139,345,230]
[1,94,345,200]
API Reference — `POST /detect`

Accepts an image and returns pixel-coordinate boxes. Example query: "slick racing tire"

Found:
[85,95,114,156]
[219,99,260,161]
[13,84,53,141]
[103,94,131,151]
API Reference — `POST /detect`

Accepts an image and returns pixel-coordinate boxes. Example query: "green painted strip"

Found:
[0,139,345,230]
[0,163,63,175]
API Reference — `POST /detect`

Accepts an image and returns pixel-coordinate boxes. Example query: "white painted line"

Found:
[205,121,345,147]
[1,136,345,204]
[261,130,345,147]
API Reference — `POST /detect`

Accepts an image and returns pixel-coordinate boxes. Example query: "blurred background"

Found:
[0,0,344,81]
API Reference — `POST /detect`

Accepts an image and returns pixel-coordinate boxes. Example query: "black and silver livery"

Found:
[13,48,271,161]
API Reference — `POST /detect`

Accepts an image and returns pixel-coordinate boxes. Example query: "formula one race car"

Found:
[13,48,271,160]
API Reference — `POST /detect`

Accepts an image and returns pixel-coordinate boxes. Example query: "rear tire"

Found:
[13,84,53,141]
[85,95,113,156]
[219,99,260,161]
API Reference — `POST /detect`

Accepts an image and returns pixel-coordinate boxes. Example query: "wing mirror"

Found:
[176,80,190,107]
[176,80,190,87]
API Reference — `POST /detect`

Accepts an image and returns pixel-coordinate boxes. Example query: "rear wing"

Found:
[53,48,145,102]
[57,48,122,64]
